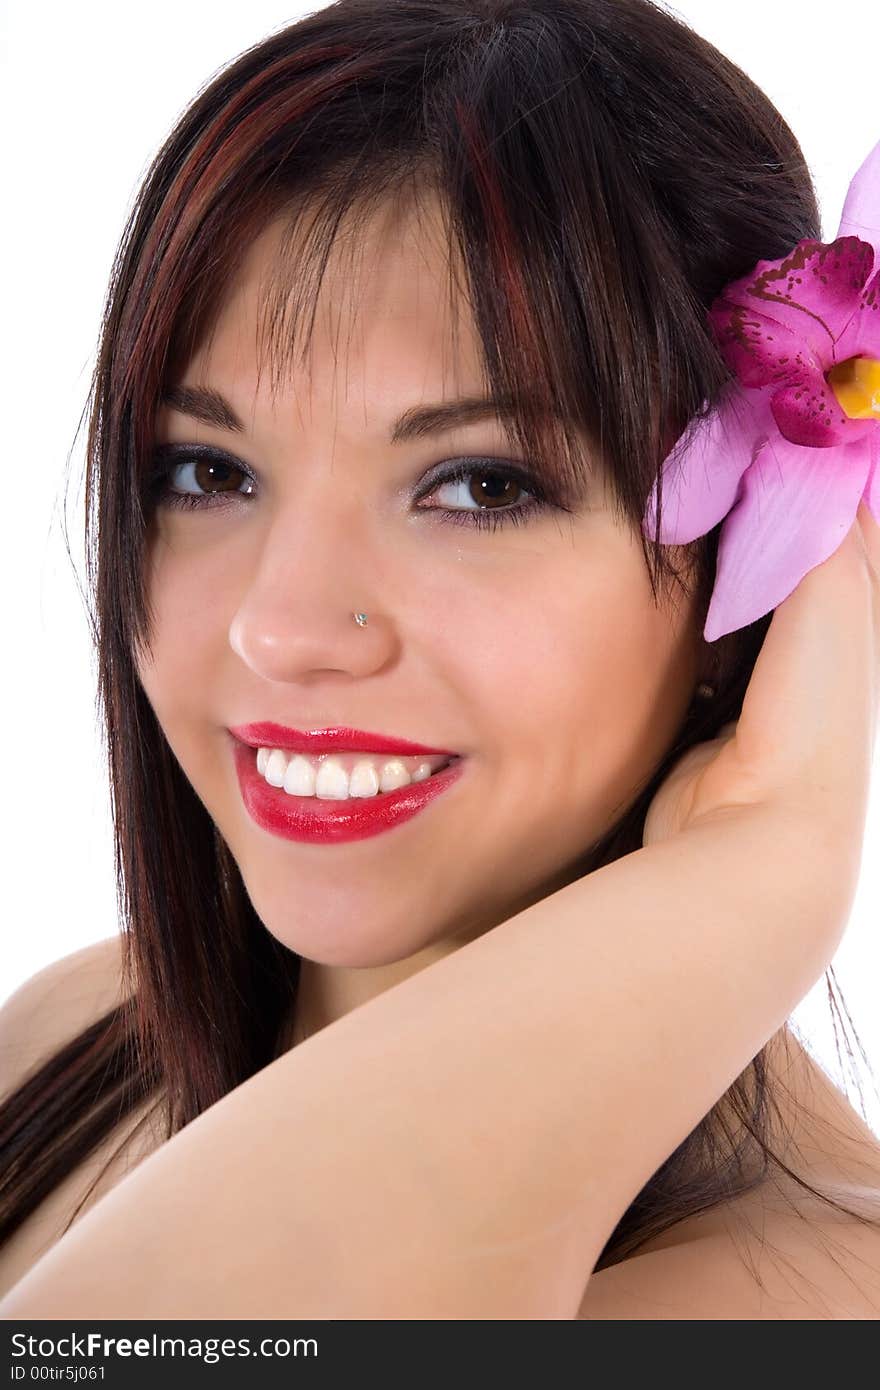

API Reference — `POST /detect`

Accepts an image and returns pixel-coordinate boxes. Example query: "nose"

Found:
[228,500,398,684]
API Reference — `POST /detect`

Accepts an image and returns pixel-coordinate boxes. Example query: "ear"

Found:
[693,636,721,698]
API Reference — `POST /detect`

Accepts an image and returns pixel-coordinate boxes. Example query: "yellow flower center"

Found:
[826,356,880,419]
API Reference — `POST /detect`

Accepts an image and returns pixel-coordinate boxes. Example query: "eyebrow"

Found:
[159,384,531,445]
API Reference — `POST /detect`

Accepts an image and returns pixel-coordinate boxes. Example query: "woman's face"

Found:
[138,194,703,968]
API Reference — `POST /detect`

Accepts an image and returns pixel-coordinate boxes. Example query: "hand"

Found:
[643,502,880,876]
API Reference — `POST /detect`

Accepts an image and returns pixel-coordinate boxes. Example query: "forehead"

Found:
[180,187,487,423]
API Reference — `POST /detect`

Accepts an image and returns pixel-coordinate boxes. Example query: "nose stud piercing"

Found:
[353,612,368,626]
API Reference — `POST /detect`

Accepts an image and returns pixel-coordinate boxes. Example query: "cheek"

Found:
[136,529,233,725]
[459,545,699,812]
[469,550,695,721]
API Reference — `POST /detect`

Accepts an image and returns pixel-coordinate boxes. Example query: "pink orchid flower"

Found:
[643,136,880,642]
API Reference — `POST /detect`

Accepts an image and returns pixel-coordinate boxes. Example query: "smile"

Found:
[231,738,466,844]
[256,746,455,798]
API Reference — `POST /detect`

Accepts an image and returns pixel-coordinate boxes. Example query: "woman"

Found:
[1,0,879,1318]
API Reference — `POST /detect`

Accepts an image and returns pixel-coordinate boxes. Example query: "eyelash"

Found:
[147,445,562,534]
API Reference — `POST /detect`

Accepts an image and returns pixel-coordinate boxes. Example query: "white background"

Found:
[2,1,878,1131]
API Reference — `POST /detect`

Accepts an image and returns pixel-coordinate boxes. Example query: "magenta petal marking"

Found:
[834,265,880,363]
[769,373,873,448]
[704,437,871,642]
[709,300,821,389]
[837,136,880,264]
[642,384,771,544]
[711,237,873,366]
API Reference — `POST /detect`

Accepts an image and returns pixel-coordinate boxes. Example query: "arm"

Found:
[0,806,854,1320]
[2,507,874,1320]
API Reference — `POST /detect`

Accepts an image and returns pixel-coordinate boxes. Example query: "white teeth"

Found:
[378,759,410,792]
[283,755,317,797]
[314,758,349,799]
[348,761,380,798]
[264,748,288,787]
[254,746,444,800]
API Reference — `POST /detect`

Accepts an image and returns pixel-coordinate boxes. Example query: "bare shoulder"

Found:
[577,1185,880,1319]
[0,935,128,1104]
[0,934,158,1302]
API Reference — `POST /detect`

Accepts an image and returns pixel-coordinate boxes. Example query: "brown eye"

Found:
[186,458,246,495]
[457,472,526,509]
[150,445,256,511]
[150,446,564,535]
[415,459,549,533]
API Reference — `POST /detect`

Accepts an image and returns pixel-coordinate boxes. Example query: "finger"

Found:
[855,500,880,663]
[730,503,877,829]
[855,496,880,582]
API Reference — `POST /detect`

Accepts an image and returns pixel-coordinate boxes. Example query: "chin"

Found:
[253,898,445,969]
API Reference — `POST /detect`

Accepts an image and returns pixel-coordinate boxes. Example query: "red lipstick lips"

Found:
[228,724,466,845]
[229,722,458,757]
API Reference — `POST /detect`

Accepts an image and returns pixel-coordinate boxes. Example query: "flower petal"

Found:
[837,136,880,264]
[834,264,880,362]
[770,372,875,448]
[642,384,772,544]
[708,301,822,390]
[704,436,871,642]
[710,236,873,367]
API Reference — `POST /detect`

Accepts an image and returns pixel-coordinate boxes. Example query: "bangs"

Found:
[109,0,815,668]
[166,161,608,519]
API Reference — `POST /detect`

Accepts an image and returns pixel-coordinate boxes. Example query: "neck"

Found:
[283,941,453,1049]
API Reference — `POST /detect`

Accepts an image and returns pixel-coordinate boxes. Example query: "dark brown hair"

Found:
[2,0,878,1288]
